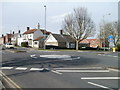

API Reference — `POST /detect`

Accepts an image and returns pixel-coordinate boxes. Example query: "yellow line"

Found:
[0,71,22,90]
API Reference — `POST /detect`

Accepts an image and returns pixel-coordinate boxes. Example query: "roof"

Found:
[41,29,51,35]
[11,33,20,38]
[33,36,44,41]
[23,29,51,35]
[23,29,37,34]
[62,35,75,42]
[52,34,75,43]
[80,39,98,43]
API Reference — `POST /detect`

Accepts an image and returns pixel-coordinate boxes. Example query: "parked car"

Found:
[5,43,14,49]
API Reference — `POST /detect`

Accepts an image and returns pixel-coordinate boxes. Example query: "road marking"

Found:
[0,67,13,70]
[0,71,22,89]
[81,77,120,80]
[30,54,36,57]
[30,68,43,71]
[113,56,118,57]
[30,54,38,58]
[32,57,38,58]
[98,54,118,58]
[108,68,120,72]
[56,70,109,73]
[54,67,103,70]
[88,82,113,90]
[40,55,71,58]
[15,67,27,70]
[51,70,62,75]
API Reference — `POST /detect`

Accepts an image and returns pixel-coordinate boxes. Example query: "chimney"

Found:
[13,31,14,34]
[18,30,20,34]
[38,23,40,29]
[2,34,4,37]
[60,30,63,35]
[27,27,30,31]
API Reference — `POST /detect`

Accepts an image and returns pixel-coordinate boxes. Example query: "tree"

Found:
[99,21,119,47]
[62,7,95,50]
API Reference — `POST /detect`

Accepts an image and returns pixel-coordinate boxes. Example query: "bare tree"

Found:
[62,7,95,50]
[99,21,118,46]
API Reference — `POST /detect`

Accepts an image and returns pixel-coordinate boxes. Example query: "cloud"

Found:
[49,12,71,23]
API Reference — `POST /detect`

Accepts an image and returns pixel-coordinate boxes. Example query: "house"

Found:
[0,33,13,45]
[45,30,76,49]
[79,39,102,48]
[0,34,5,44]
[5,34,13,44]
[11,30,22,46]
[22,24,51,48]
[33,36,45,48]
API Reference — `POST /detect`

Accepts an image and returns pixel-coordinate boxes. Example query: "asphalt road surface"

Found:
[0,48,119,89]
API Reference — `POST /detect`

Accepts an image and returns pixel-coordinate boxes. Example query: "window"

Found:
[71,43,75,48]
[34,42,37,44]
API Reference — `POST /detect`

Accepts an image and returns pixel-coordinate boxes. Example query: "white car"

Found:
[5,43,14,49]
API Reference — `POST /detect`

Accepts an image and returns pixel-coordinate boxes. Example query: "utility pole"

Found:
[44,5,46,49]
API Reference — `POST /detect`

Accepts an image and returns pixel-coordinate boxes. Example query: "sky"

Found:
[0,0,118,38]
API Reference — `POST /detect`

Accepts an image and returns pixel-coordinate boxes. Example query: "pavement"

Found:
[0,48,119,89]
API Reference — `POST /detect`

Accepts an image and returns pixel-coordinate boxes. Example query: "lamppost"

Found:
[44,5,46,49]
[102,13,111,51]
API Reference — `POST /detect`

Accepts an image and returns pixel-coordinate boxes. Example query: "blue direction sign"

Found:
[108,35,114,42]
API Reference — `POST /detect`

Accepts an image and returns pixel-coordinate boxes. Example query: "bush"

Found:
[21,42,28,47]
[115,44,120,51]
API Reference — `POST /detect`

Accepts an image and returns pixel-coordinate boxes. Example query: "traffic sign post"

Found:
[108,35,115,51]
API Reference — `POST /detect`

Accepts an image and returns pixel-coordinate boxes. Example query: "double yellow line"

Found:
[0,71,22,90]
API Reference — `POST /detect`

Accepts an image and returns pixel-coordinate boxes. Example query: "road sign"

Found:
[108,35,114,42]
[109,42,115,48]
[108,35,113,39]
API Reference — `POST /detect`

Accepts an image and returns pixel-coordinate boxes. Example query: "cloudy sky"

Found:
[0,0,118,38]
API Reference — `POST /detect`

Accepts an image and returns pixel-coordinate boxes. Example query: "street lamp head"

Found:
[44,5,46,7]
[108,13,111,15]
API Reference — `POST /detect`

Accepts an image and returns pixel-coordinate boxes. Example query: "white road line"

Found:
[72,57,81,60]
[113,56,118,57]
[30,68,43,71]
[30,54,36,57]
[0,67,13,70]
[51,70,62,75]
[88,82,113,90]
[32,57,38,58]
[62,58,72,60]
[15,67,27,70]
[81,77,120,80]
[56,70,109,73]
[40,55,71,58]
[54,67,103,70]
[98,54,118,58]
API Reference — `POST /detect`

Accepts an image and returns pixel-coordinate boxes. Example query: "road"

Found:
[0,48,119,89]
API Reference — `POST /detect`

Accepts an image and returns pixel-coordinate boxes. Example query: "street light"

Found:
[102,13,111,51]
[43,5,46,49]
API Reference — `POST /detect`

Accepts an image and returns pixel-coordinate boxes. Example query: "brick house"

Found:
[0,33,14,45]
[79,39,102,48]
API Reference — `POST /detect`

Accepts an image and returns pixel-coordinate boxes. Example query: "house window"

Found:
[34,42,37,44]
[71,43,75,48]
